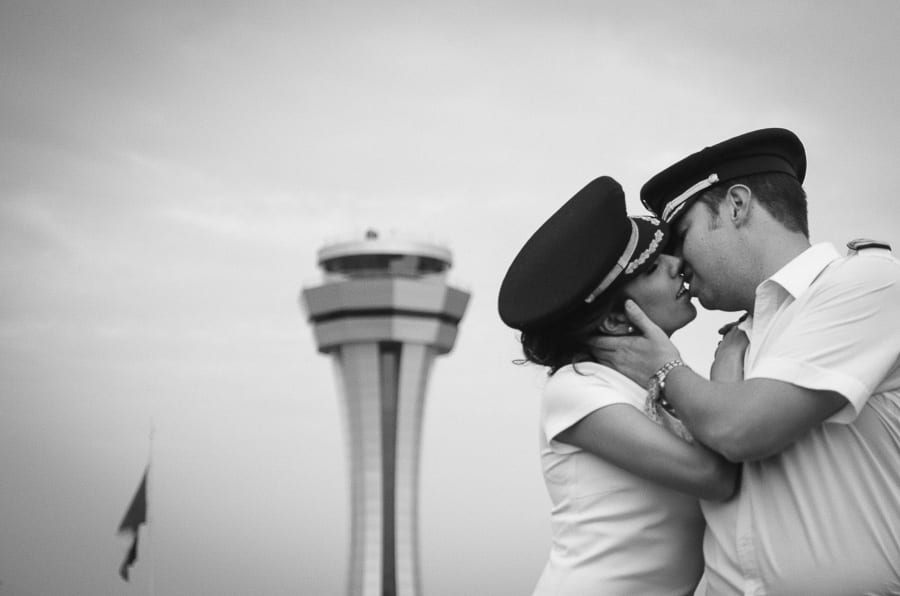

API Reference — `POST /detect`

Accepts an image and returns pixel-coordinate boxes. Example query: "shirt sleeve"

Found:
[541,364,635,454]
[748,254,900,423]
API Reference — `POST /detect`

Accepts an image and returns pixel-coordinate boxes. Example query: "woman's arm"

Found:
[556,403,738,501]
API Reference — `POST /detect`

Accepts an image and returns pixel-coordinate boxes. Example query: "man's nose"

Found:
[665,254,689,277]
[662,254,683,276]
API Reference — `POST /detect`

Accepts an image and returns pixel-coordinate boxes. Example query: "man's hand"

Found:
[590,300,682,387]
[710,325,748,383]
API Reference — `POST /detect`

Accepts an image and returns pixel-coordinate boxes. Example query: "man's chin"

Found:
[696,293,721,311]
[697,294,745,313]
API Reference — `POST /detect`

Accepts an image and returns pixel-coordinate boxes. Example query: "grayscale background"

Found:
[1,1,898,594]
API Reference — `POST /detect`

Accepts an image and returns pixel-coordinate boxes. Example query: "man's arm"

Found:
[661,368,846,462]
[592,300,848,462]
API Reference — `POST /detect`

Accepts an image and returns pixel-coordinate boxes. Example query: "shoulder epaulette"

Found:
[847,238,892,255]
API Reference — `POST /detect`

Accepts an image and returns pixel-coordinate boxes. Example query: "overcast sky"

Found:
[2,1,900,595]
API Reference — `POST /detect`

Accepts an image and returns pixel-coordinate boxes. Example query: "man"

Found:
[593,128,900,595]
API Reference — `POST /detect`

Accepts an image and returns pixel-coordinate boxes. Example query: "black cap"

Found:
[498,176,669,331]
[641,128,806,223]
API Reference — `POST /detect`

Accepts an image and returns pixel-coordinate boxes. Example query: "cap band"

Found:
[584,219,638,303]
[662,174,719,222]
[660,154,801,223]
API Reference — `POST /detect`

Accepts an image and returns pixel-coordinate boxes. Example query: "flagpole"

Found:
[147,421,156,596]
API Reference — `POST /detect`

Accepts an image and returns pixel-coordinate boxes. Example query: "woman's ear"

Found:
[598,311,634,336]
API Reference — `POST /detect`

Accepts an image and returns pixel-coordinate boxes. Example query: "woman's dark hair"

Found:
[517,286,626,375]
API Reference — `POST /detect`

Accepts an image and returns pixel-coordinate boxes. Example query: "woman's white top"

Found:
[532,361,704,596]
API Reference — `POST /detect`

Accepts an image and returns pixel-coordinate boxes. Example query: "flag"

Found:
[117,466,149,581]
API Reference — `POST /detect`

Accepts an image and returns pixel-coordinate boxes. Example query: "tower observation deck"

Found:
[301,230,470,596]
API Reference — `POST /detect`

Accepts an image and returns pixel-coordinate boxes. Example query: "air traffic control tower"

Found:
[301,230,470,596]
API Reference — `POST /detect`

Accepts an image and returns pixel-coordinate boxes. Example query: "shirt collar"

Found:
[763,242,841,299]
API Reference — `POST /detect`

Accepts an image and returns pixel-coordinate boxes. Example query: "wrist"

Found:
[648,359,688,412]
[652,358,686,387]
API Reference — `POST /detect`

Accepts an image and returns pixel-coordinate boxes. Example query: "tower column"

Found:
[301,233,469,596]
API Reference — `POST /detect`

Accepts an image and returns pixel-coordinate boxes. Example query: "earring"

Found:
[626,326,635,334]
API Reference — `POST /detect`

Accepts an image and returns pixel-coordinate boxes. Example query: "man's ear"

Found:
[724,184,753,226]
[598,311,633,335]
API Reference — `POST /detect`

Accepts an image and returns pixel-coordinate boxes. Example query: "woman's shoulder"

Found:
[549,360,608,382]
[547,361,642,394]
[541,361,646,426]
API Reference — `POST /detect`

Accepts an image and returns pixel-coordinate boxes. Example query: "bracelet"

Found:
[648,359,687,412]
[652,359,686,391]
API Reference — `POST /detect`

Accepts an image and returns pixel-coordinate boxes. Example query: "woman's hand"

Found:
[710,324,749,383]
[590,300,682,387]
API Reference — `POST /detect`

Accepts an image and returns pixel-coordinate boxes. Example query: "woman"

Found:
[498,177,741,596]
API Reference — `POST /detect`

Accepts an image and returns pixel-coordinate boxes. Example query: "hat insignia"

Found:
[625,229,665,275]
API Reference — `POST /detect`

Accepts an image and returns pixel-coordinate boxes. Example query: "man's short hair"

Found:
[696,172,809,237]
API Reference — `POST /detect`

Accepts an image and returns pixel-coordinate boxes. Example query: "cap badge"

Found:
[625,228,665,275]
